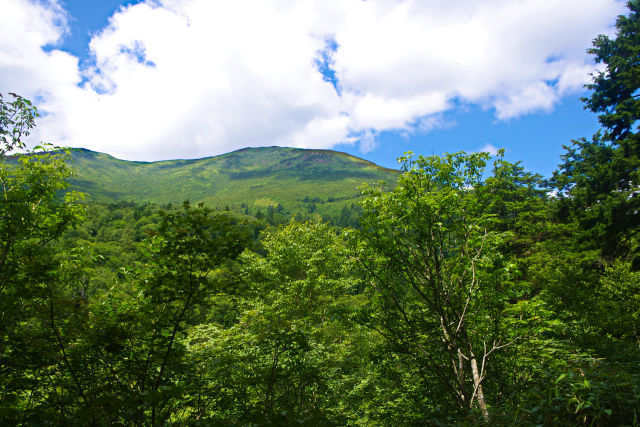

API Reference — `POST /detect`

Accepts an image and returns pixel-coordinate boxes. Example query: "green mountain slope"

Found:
[66,146,399,217]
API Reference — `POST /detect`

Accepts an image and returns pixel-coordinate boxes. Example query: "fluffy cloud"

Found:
[0,0,625,160]
[476,143,499,157]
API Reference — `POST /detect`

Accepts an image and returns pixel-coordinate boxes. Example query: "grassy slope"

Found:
[67,146,399,216]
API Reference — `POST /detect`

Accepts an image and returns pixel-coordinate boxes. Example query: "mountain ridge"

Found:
[67,146,398,172]
[63,146,400,218]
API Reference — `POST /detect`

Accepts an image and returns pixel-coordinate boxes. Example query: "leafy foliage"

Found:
[0,94,85,424]
[2,4,640,424]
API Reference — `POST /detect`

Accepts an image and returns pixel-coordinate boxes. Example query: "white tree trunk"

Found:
[470,353,490,422]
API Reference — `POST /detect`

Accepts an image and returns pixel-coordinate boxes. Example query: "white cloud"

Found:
[357,130,378,154]
[493,81,558,119]
[417,114,455,133]
[0,0,626,160]
[477,143,500,157]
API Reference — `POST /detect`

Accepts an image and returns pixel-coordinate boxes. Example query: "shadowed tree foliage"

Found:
[0,93,85,424]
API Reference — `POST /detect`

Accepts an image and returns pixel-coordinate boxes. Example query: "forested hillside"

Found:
[1,2,639,425]
[62,146,398,223]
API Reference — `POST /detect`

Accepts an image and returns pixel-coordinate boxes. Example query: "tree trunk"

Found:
[470,353,490,423]
[457,348,466,404]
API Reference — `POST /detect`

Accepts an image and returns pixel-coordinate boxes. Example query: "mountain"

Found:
[65,146,399,217]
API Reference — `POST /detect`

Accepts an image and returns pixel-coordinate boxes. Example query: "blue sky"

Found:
[56,1,143,58]
[0,0,625,176]
[333,97,601,176]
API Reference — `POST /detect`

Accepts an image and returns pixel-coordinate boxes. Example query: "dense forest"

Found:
[1,3,639,425]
